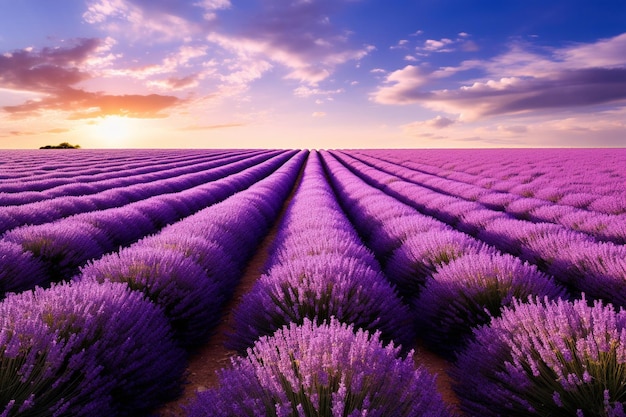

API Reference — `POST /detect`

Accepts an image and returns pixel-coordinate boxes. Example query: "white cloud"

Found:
[423,38,454,52]
[293,86,344,98]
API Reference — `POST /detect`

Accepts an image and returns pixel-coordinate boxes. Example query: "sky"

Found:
[1,0,626,149]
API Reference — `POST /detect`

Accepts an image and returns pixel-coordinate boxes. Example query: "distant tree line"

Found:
[40,142,81,149]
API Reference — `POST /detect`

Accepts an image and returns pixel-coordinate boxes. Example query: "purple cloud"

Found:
[1,39,182,119]
[0,39,98,91]
[372,32,626,120]
[208,0,373,84]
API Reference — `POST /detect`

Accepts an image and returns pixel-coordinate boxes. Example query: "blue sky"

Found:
[1,0,626,149]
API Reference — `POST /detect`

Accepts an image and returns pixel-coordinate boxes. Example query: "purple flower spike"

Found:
[453,296,626,417]
[2,220,112,282]
[0,280,186,416]
[141,234,241,292]
[0,241,48,298]
[414,252,568,358]
[79,246,223,348]
[385,230,496,299]
[227,254,415,353]
[187,318,452,417]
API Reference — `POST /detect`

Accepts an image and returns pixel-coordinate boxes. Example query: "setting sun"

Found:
[92,116,137,148]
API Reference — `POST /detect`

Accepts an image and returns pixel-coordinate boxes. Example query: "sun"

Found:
[93,115,137,148]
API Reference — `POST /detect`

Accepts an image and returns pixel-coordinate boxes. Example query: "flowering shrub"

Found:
[79,247,223,348]
[3,221,112,283]
[452,296,626,417]
[414,253,568,358]
[187,318,452,417]
[227,254,415,353]
[0,280,185,416]
[0,241,47,298]
[142,234,241,291]
[385,230,495,299]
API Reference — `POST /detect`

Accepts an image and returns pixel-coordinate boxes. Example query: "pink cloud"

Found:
[83,0,229,40]
[1,39,182,119]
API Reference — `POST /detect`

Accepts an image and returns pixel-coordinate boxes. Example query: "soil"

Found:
[155,169,463,416]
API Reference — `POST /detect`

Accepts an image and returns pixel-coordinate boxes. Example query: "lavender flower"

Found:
[506,197,549,220]
[141,234,241,292]
[414,253,568,358]
[588,195,626,215]
[0,241,47,298]
[78,246,223,348]
[452,296,626,417]
[0,280,186,416]
[2,220,112,282]
[77,207,157,248]
[385,230,495,299]
[187,318,452,417]
[268,230,379,270]
[227,253,415,354]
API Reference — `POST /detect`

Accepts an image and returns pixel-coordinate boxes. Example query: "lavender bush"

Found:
[2,220,112,283]
[0,241,47,298]
[414,253,568,358]
[227,254,415,353]
[452,296,626,416]
[0,280,186,416]
[78,246,223,348]
[142,234,241,291]
[385,230,495,299]
[187,318,452,417]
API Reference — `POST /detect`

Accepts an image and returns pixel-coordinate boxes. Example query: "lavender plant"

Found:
[142,234,241,292]
[2,220,112,282]
[78,246,223,348]
[0,280,186,416]
[0,241,47,298]
[226,253,415,353]
[452,296,626,417]
[187,318,452,417]
[414,253,568,358]
[385,230,495,299]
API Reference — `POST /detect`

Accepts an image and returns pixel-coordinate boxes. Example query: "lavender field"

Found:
[1,148,626,416]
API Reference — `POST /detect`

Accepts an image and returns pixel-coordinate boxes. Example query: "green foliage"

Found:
[39,142,81,149]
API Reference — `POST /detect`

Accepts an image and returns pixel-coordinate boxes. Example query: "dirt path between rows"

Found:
[156,166,462,416]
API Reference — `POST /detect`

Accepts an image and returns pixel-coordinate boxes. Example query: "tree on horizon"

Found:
[40,142,81,149]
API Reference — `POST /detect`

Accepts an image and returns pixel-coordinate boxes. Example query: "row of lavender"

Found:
[0,150,306,416]
[348,149,626,244]
[323,149,626,416]
[331,150,626,307]
[185,151,452,416]
[364,148,626,214]
[0,150,289,295]
[0,150,270,228]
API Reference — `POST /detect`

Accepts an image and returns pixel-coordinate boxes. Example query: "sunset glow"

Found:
[1,1,625,149]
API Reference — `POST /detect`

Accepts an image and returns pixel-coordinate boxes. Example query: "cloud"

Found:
[294,85,344,98]
[4,88,181,119]
[423,38,454,52]
[206,1,374,85]
[402,115,456,134]
[372,32,626,120]
[0,38,100,92]
[179,122,244,131]
[0,39,182,119]
[312,111,327,117]
[83,0,230,41]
